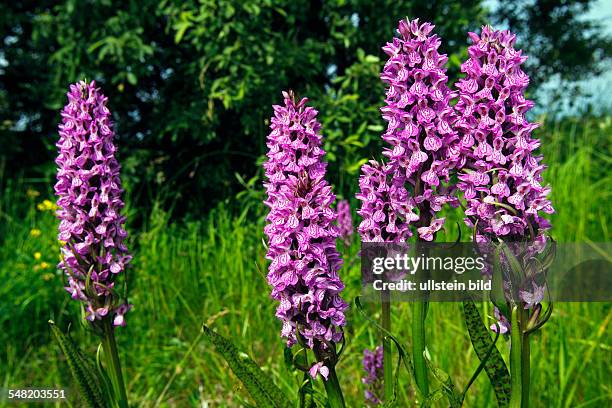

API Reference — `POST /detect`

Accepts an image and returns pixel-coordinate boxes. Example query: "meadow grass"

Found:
[0,117,610,407]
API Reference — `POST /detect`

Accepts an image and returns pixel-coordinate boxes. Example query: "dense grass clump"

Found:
[1,117,610,406]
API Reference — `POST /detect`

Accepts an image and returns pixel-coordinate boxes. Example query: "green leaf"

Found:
[202,324,292,407]
[126,72,137,86]
[490,245,509,318]
[424,362,462,408]
[366,124,384,132]
[49,321,108,408]
[345,158,368,174]
[298,373,316,408]
[462,302,511,407]
[500,243,524,289]
[173,21,191,44]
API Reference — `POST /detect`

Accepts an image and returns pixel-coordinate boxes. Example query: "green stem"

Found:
[412,300,429,397]
[509,306,522,408]
[101,320,129,408]
[322,364,345,408]
[381,290,394,402]
[521,310,531,408]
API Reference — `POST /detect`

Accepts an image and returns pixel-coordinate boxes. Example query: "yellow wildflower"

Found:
[34,252,42,260]
[30,229,42,237]
[40,262,50,269]
[37,199,57,212]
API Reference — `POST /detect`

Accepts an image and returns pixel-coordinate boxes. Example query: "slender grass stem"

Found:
[381,289,394,401]
[412,300,429,397]
[322,364,345,408]
[101,319,129,408]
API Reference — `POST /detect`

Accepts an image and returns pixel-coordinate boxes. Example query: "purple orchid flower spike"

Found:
[362,346,384,406]
[54,80,131,407]
[336,199,354,245]
[453,26,556,408]
[454,26,554,245]
[372,18,461,241]
[263,91,348,383]
[55,80,132,327]
[357,18,462,399]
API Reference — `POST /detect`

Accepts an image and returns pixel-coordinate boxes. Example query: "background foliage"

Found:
[0,0,611,407]
[1,0,609,214]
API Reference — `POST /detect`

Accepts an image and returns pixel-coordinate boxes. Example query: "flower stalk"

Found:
[454,25,555,408]
[101,319,129,408]
[509,306,532,408]
[263,91,347,404]
[411,300,428,396]
[521,321,531,407]
[509,306,523,408]
[322,365,345,408]
[380,290,394,401]
[55,80,131,408]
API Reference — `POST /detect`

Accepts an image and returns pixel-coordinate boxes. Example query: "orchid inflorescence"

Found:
[357,19,462,246]
[362,346,384,405]
[263,90,348,379]
[455,26,554,244]
[336,199,354,245]
[55,80,132,328]
[453,26,555,335]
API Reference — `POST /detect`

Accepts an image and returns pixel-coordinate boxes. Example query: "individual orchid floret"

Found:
[55,80,132,327]
[490,307,511,334]
[362,346,384,405]
[309,362,330,381]
[263,91,348,364]
[454,26,554,244]
[336,199,354,244]
[373,18,460,242]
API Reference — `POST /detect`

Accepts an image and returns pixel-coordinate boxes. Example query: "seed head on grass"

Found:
[55,80,132,327]
[263,91,348,377]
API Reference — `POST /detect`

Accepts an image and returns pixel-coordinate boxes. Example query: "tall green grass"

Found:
[0,117,610,407]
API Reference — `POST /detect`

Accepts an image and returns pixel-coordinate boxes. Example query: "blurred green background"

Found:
[1,0,610,407]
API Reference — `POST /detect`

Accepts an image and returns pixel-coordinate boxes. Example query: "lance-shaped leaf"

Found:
[202,324,292,407]
[490,245,509,318]
[462,302,511,407]
[423,357,463,408]
[49,321,107,408]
